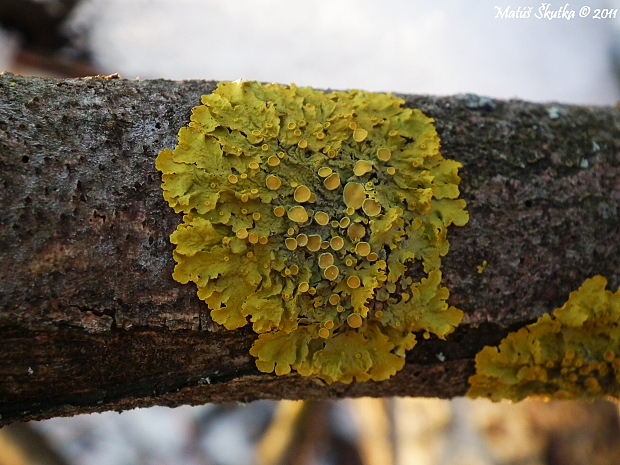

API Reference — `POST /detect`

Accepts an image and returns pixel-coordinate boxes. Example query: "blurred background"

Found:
[2,0,620,464]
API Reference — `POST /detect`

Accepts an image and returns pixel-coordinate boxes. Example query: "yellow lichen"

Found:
[324,265,340,281]
[318,167,332,177]
[314,211,330,226]
[353,160,373,177]
[330,236,344,251]
[273,206,285,217]
[347,223,366,242]
[343,182,366,210]
[362,199,381,217]
[156,80,468,384]
[294,185,312,203]
[468,276,620,401]
[324,173,341,190]
[376,148,391,162]
[287,206,308,223]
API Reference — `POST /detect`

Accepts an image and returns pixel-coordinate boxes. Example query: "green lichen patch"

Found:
[156,81,468,384]
[468,276,620,401]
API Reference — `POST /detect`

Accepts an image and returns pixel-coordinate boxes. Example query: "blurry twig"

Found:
[256,400,306,465]
[0,0,99,77]
[0,423,68,465]
[12,49,100,78]
[346,398,394,465]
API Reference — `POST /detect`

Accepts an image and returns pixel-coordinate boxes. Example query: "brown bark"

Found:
[0,73,619,426]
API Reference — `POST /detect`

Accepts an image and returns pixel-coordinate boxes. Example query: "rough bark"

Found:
[0,73,619,426]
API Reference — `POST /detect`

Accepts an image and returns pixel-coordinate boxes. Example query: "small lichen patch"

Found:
[468,276,620,401]
[157,81,468,384]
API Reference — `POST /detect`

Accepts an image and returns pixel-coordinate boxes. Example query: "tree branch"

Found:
[1,73,619,425]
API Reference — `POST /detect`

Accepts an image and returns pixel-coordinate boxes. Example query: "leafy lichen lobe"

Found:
[468,276,620,401]
[156,81,468,383]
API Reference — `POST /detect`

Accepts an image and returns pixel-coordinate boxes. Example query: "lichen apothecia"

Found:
[156,81,468,383]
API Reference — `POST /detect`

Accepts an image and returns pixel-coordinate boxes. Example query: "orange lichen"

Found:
[468,276,620,401]
[156,80,468,384]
